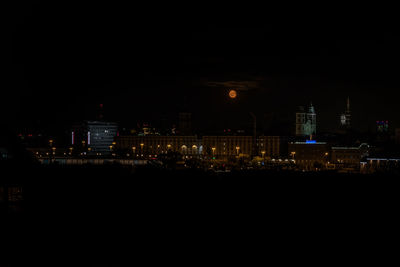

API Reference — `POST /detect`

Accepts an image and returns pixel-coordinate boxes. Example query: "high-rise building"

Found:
[295,103,316,138]
[340,97,351,128]
[71,121,118,155]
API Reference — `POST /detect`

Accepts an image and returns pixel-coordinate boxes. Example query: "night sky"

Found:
[4,3,400,134]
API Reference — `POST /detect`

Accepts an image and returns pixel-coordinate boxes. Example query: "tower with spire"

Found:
[340,97,351,129]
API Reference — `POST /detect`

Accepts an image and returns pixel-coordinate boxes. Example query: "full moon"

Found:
[229,90,237,99]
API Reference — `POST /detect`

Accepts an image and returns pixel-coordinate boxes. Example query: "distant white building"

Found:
[87,121,118,155]
[295,103,316,137]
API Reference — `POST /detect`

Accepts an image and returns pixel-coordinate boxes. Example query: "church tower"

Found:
[296,102,317,138]
[340,97,351,129]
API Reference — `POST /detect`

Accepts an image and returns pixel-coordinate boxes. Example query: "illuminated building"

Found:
[87,121,118,155]
[115,136,201,157]
[71,121,118,155]
[288,141,328,171]
[331,146,362,172]
[295,103,316,138]
[361,157,400,174]
[340,97,351,128]
[202,136,286,159]
[202,136,253,158]
[115,135,286,160]
[257,136,288,159]
[376,121,389,133]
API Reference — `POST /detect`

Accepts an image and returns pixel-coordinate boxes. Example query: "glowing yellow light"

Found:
[229,90,237,99]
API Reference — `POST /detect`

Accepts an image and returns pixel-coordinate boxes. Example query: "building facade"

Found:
[288,141,328,170]
[295,104,316,137]
[331,146,361,171]
[257,136,288,159]
[115,136,201,157]
[202,136,252,158]
[71,121,118,155]
[202,136,287,159]
[115,135,287,159]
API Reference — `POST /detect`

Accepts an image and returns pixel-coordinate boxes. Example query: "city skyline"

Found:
[4,3,400,133]
[3,4,400,263]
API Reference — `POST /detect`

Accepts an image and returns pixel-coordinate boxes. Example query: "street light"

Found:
[132,146,136,158]
[212,147,216,159]
[236,146,240,156]
[192,145,198,157]
[181,145,187,155]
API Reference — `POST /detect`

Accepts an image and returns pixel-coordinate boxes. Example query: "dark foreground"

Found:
[1,163,399,266]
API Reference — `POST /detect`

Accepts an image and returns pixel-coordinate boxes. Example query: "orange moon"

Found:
[229,90,237,99]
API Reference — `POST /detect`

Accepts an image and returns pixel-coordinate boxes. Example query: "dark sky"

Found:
[4,2,400,134]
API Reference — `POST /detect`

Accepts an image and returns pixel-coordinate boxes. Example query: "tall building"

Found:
[295,103,316,138]
[340,97,351,128]
[71,121,118,155]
